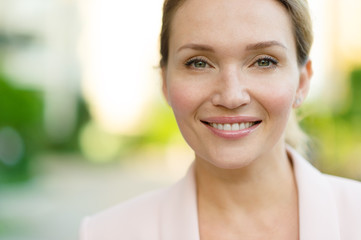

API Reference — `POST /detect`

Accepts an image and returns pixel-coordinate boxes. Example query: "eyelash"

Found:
[253,56,279,68]
[184,57,211,69]
[184,56,279,69]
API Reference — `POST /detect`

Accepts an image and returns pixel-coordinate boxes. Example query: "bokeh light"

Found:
[78,0,164,134]
[0,127,24,166]
[79,121,120,163]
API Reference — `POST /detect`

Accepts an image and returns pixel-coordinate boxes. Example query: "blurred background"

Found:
[0,0,360,239]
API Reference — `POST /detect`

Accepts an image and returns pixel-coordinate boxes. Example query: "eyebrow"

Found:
[177,43,215,53]
[245,41,287,51]
[177,40,286,53]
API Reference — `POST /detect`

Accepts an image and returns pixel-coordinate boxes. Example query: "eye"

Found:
[254,56,278,68]
[185,57,211,69]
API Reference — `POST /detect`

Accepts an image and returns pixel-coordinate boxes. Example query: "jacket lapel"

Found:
[290,148,341,240]
[159,164,200,240]
[159,149,341,240]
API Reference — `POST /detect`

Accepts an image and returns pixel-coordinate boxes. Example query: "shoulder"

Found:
[324,174,361,238]
[326,174,361,195]
[325,174,361,206]
[289,146,361,238]
[80,187,169,240]
[79,163,198,240]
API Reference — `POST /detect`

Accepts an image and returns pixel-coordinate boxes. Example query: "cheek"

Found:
[254,78,297,119]
[269,87,294,113]
[167,80,200,118]
[166,68,212,118]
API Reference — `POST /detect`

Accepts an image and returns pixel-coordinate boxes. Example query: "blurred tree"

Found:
[0,75,44,183]
[348,69,361,130]
[301,67,361,180]
[46,97,90,152]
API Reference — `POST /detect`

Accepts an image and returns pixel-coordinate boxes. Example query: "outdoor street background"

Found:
[1,0,361,239]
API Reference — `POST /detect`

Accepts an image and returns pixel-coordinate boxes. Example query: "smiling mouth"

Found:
[201,121,262,131]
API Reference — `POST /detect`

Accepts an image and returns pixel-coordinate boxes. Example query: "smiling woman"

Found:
[80,0,361,239]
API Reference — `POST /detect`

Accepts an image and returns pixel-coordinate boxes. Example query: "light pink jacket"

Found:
[80,148,361,239]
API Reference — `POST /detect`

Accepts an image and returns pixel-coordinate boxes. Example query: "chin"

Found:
[197,152,257,170]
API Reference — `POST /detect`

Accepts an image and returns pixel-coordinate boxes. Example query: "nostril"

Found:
[211,89,251,109]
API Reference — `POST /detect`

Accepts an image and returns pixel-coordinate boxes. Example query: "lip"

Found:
[201,116,262,124]
[200,116,262,139]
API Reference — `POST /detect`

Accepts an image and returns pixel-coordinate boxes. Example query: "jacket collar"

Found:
[160,148,341,239]
[289,147,341,240]
[159,162,200,240]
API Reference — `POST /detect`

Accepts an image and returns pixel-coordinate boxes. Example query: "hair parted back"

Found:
[159,0,187,68]
[159,0,313,155]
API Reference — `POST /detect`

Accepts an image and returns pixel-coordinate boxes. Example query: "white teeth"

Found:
[209,122,257,131]
[224,124,231,131]
[231,123,239,131]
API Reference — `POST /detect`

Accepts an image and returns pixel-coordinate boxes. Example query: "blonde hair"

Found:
[286,111,310,156]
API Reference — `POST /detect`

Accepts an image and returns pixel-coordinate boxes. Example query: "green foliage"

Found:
[301,68,361,180]
[0,75,44,183]
[45,97,90,152]
[139,102,179,145]
[115,102,180,157]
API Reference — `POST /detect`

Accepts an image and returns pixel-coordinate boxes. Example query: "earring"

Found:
[295,97,302,106]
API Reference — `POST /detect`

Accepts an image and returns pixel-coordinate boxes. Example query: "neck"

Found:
[195,144,297,212]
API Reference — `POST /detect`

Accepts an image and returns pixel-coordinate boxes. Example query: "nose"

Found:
[211,68,251,109]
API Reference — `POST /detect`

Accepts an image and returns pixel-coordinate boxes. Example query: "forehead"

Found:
[170,0,295,52]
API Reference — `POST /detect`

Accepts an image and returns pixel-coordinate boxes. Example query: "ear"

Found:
[161,66,170,105]
[293,59,313,108]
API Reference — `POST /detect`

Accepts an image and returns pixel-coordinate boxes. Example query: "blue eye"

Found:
[185,58,209,68]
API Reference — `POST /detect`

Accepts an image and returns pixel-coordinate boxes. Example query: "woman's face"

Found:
[162,0,312,169]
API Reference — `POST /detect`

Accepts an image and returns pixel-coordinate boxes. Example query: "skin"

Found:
[162,0,313,239]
